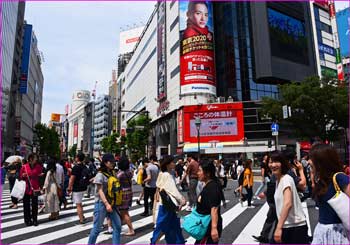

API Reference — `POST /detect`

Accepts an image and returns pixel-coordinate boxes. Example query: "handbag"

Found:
[327,172,350,231]
[183,207,211,240]
[159,189,178,212]
[24,164,41,197]
[52,173,63,197]
[10,179,26,200]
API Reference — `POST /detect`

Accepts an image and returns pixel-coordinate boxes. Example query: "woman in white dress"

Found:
[43,159,60,220]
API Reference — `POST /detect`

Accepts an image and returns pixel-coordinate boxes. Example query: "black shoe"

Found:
[33,221,38,226]
[25,221,33,226]
[252,235,268,243]
[136,200,141,205]
[140,213,149,217]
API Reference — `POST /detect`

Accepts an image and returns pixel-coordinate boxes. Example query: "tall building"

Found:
[93,95,112,153]
[120,1,319,158]
[109,70,118,132]
[14,23,44,157]
[1,1,26,158]
[67,90,91,153]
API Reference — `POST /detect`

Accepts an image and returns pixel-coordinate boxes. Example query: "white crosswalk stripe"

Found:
[1,189,317,244]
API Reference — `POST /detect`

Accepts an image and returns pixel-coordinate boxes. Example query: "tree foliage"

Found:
[34,123,60,158]
[126,114,151,161]
[100,132,121,155]
[260,76,349,141]
[68,144,77,158]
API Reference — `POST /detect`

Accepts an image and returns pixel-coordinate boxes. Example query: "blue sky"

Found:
[24,1,349,124]
[25,1,156,123]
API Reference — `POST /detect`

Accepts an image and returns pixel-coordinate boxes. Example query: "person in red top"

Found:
[182,1,213,41]
[20,153,43,226]
[181,153,199,211]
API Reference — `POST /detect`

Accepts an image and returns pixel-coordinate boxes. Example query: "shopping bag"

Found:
[327,172,350,231]
[10,179,26,200]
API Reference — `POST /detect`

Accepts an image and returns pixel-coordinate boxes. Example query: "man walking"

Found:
[181,154,199,211]
[67,152,88,224]
[141,155,159,216]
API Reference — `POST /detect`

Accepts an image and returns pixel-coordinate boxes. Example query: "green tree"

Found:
[126,113,151,161]
[68,144,77,158]
[34,123,60,158]
[100,132,121,155]
[261,76,349,141]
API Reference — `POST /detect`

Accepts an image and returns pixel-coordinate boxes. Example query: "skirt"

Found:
[118,188,133,210]
[312,223,349,244]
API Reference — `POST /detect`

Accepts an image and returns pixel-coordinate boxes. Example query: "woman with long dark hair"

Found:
[270,151,308,244]
[241,159,254,208]
[195,159,225,244]
[309,144,350,244]
[19,154,43,226]
[151,155,186,244]
[117,157,135,236]
[43,159,60,220]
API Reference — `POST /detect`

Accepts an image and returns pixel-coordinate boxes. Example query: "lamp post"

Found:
[195,117,201,161]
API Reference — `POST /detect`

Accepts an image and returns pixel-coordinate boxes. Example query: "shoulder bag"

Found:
[52,173,63,198]
[183,207,211,240]
[159,189,178,212]
[25,164,42,197]
[327,172,349,231]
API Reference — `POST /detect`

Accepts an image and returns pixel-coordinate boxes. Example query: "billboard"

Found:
[73,122,78,144]
[157,0,167,101]
[19,24,33,94]
[119,26,144,54]
[181,103,244,144]
[51,113,61,122]
[336,8,350,57]
[179,1,216,95]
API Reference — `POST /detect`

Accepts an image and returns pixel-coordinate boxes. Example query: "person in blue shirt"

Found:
[309,144,350,244]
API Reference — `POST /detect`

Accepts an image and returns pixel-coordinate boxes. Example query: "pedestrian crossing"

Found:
[1,188,318,244]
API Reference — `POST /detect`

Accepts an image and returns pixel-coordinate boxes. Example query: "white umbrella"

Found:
[5,155,23,165]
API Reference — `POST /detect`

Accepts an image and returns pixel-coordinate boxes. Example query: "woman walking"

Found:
[242,159,254,208]
[270,151,309,244]
[19,154,43,226]
[117,157,135,236]
[151,155,186,244]
[309,144,349,244]
[43,159,60,220]
[194,159,225,244]
[88,153,121,244]
[7,158,22,209]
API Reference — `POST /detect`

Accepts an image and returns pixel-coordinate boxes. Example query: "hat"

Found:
[102,153,116,163]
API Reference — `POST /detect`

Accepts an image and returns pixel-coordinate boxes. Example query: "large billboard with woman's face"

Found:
[179,1,216,96]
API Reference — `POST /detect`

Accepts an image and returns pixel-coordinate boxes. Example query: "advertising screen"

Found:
[179,1,216,95]
[119,26,144,54]
[268,8,309,65]
[157,1,167,101]
[181,103,244,143]
[51,113,61,122]
[336,8,350,57]
[19,24,33,94]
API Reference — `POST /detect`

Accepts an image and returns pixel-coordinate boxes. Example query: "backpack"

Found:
[102,171,123,207]
[79,166,91,189]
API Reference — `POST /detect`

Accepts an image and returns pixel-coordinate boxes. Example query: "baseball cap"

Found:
[102,153,116,163]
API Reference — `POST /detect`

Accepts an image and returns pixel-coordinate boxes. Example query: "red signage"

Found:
[182,103,244,144]
[126,37,140,44]
[177,108,184,143]
[73,123,78,138]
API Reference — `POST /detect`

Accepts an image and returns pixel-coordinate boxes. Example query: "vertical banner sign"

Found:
[179,1,216,95]
[328,0,344,81]
[73,122,78,144]
[157,0,167,101]
[19,24,33,94]
[177,108,184,144]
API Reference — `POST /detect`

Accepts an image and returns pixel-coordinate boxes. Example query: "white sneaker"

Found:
[239,199,243,207]
[247,205,256,209]
[185,206,192,212]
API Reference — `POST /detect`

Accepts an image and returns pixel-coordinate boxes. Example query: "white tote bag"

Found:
[10,179,26,200]
[327,172,350,231]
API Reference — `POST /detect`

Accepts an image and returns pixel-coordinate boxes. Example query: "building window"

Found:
[170,65,180,78]
[170,40,179,54]
[170,0,176,9]
[170,16,179,32]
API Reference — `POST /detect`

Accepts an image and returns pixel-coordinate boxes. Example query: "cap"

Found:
[102,153,116,163]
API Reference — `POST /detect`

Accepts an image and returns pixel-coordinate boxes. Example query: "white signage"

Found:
[119,26,144,54]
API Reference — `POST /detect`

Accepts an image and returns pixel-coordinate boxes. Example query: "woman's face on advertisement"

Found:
[188,3,208,28]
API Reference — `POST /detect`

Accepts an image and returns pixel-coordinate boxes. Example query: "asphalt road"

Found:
[1,179,319,244]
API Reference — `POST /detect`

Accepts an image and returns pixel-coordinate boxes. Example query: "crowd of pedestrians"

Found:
[3,142,349,244]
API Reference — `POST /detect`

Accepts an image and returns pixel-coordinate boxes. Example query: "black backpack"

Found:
[79,166,91,188]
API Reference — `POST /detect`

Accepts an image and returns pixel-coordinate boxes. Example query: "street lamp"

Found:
[195,117,201,161]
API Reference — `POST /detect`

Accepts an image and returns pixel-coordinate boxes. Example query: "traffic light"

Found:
[268,139,272,148]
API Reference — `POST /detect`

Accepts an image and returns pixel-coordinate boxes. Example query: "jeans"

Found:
[88,201,121,244]
[242,186,253,206]
[188,178,198,207]
[254,177,269,196]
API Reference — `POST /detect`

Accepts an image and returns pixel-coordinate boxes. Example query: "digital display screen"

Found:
[268,8,309,65]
